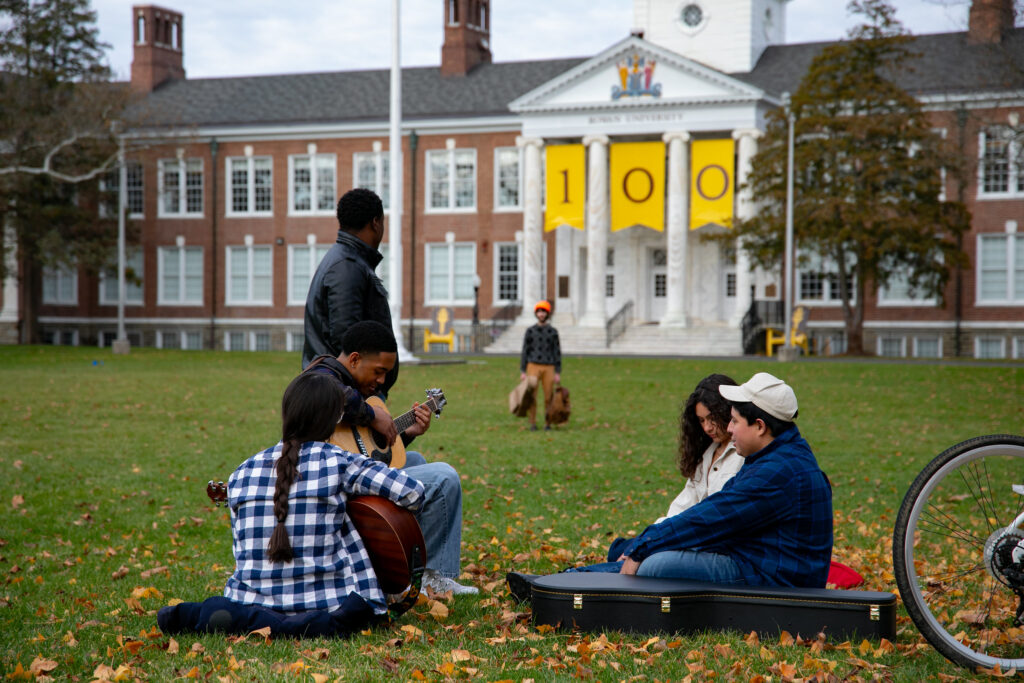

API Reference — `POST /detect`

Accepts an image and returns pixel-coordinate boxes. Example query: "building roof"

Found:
[136,28,1023,130]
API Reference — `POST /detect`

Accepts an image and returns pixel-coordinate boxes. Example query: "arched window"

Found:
[449,0,458,24]
[136,15,146,44]
[480,1,487,30]
[171,21,179,49]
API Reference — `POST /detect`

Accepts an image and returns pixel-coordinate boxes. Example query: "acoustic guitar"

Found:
[330,388,447,469]
[206,482,426,596]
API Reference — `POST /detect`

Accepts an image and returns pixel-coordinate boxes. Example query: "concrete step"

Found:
[485,321,743,357]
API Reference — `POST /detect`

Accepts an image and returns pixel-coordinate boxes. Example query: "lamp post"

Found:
[781,92,797,361]
[112,134,130,355]
[472,274,481,351]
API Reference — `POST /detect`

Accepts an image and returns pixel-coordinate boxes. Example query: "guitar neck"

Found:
[392,397,437,435]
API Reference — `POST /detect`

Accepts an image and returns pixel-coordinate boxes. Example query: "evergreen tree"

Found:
[0,0,131,343]
[733,0,969,355]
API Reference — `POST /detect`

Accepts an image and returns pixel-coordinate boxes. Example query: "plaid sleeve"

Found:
[627,460,792,562]
[335,446,425,512]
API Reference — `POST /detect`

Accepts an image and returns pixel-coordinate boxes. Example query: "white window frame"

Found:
[98,247,144,306]
[493,241,522,305]
[287,331,305,353]
[157,244,204,306]
[877,267,938,307]
[1013,336,1024,359]
[251,331,271,351]
[227,155,274,217]
[978,127,1024,199]
[157,157,204,217]
[912,335,943,359]
[424,241,477,306]
[288,151,336,216]
[225,330,248,351]
[876,335,907,358]
[42,264,78,305]
[493,146,522,212]
[976,232,1024,306]
[974,335,1007,359]
[99,162,144,219]
[287,240,331,305]
[796,253,855,307]
[225,241,273,306]
[425,146,477,213]
[157,330,182,349]
[353,148,391,212]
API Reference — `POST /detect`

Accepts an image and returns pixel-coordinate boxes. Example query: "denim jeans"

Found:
[404,451,427,468]
[402,460,462,578]
[636,550,746,584]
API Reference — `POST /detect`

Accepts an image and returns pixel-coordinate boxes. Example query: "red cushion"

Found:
[827,560,864,588]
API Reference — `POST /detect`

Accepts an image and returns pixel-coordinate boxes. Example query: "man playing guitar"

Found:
[306,321,478,596]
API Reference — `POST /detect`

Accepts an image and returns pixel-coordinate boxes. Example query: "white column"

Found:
[730,128,762,327]
[388,0,413,359]
[660,130,690,327]
[0,221,17,325]
[578,134,610,328]
[516,136,544,325]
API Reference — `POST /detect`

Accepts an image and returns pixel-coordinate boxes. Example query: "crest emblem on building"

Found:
[612,54,662,100]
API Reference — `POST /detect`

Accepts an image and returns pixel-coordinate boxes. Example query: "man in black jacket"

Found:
[303,188,397,398]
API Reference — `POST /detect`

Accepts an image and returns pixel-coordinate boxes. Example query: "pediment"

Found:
[509,36,765,114]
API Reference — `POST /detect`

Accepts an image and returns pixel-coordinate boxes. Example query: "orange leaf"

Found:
[779,631,795,646]
[744,631,760,646]
[5,663,32,681]
[166,638,179,655]
[410,670,427,681]
[11,495,24,509]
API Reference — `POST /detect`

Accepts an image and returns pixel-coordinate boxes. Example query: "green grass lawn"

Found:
[1,347,1021,681]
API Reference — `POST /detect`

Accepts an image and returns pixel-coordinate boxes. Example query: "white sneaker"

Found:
[422,570,479,596]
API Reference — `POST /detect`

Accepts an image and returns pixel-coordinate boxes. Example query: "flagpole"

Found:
[389,0,414,361]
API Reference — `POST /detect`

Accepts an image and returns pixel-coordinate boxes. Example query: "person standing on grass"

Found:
[519,300,562,431]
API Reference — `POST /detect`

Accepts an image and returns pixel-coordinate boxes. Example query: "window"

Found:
[226,331,246,351]
[726,272,737,297]
[494,243,521,303]
[975,336,1006,359]
[99,248,144,305]
[1014,336,1024,359]
[494,147,521,210]
[354,151,390,210]
[288,243,331,305]
[290,153,336,215]
[979,127,1023,197]
[158,158,203,216]
[913,336,942,359]
[42,264,77,305]
[977,233,1024,304]
[159,330,181,349]
[228,156,273,215]
[605,274,615,298]
[184,331,202,350]
[158,245,203,305]
[43,329,78,345]
[100,163,144,218]
[252,331,271,351]
[288,331,305,353]
[798,253,854,304]
[878,267,938,306]
[226,244,272,305]
[812,330,847,356]
[426,148,476,211]
[425,242,475,304]
[877,335,906,358]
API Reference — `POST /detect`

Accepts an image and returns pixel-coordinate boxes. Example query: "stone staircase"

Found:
[485,321,743,357]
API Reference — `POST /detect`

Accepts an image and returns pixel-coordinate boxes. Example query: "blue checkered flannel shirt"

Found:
[223,440,424,614]
[627,426,833,587]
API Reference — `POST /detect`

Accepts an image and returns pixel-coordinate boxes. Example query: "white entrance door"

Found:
[649,248,667,322]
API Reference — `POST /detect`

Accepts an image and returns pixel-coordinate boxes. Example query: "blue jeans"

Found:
[404,451,427,468]
[636,550,746,584]
[402,460,462,578]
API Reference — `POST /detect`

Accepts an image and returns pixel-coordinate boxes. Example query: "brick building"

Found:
[3,0,1022,358]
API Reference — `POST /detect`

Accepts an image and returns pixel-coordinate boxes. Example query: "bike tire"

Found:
[893,434,1024,672]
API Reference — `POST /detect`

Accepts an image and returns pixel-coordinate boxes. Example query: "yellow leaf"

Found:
[131,586,163,599]
[400,624,424,638]
[744,631,759,646]
[311,675,329,683]
[451,649,473,662]
[166,638,179,655]
[410,670,426,681]
[779,630,795,646]
[5,663,32,681]
[859,639,872,655]
[437,661,456,675]
[428,599,450,622]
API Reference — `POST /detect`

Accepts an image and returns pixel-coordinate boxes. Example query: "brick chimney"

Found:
[441,0,492,76]
[967,0,1015,44]
[130,5,185,92]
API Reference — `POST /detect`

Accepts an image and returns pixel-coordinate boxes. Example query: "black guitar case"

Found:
[530,573,896,641]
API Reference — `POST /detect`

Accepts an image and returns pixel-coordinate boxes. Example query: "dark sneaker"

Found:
[529,424,538,431]
[506,571,538,603]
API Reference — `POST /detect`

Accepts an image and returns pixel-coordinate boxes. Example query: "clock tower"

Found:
[632,0,790,73]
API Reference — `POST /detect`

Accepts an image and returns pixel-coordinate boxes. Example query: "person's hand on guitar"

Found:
[620,557,640,575]
[403,402,432,439]
[370,406,399,446]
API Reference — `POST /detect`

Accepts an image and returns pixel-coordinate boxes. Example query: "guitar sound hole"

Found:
[372,431,388,449]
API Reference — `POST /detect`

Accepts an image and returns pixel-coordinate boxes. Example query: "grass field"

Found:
[1,346,1021,681]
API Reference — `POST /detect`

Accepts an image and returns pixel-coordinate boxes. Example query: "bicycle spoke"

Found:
[956,461,997,535]
[918,506,988,551]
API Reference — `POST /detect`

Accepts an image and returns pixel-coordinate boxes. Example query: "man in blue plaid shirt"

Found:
[618,372,833,587]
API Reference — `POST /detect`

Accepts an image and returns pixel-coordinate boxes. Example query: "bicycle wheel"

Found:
[893,434,1024,672]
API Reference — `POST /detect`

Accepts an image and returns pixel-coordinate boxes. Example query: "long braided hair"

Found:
[266,372,343,563]
[677,373,738,481]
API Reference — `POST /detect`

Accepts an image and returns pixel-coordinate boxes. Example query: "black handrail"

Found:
[605,300,633,347]
[741,299,784,354]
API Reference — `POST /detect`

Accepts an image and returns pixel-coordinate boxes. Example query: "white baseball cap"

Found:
[719,372,798,421]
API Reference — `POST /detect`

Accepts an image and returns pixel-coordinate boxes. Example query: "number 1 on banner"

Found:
[545,144,585,232]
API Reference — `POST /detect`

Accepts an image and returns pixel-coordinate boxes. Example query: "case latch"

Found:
[869,605,880,621]
[573,594,583,610]
[661,597,671,613]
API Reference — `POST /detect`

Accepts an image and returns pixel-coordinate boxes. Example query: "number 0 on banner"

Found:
[610,141,665,232]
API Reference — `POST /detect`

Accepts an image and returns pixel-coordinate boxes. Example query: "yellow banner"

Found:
[690,139,735,230]
[610,141,664,232]
[544,144,585,231]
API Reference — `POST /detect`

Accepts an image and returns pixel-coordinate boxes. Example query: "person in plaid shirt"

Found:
[223,371,424,616]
